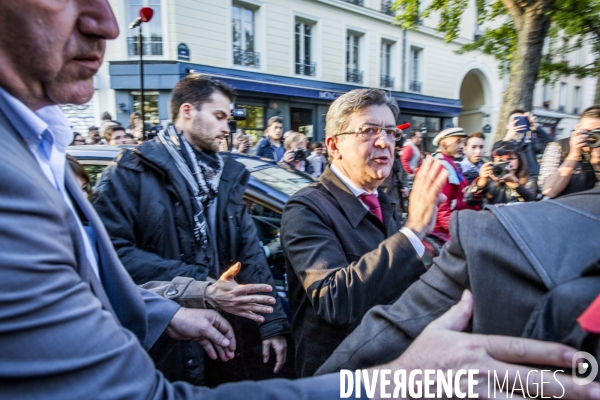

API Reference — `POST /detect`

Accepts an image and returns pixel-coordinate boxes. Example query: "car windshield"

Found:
[235,158,313,197]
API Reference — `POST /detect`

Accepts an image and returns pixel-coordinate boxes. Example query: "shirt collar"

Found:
[459,157,477,169]
[0,86,73,153]
[330,163,378,197]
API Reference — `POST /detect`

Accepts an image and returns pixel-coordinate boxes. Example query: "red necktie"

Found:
[578,294,600,334]
[358,193,383,223]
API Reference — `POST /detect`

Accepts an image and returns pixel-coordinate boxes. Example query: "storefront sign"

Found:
[178,43,190,61]
[318,91,342,100]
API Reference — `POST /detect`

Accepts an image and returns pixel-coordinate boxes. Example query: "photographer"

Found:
[280,132,313,175]
[232,129,252,154]
[539,106,600,198]
[493,110,553,178]
[465,144,538,206]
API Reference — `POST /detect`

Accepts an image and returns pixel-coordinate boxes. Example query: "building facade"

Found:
[76,0,596,153]
[76,0,507,152]
[531,38,598,140]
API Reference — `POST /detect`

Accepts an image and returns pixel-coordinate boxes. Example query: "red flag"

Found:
[578,294,600,334]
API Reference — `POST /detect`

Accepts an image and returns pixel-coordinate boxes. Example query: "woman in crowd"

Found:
[129,111,144,141]
[465,144,538,206]
[279,132,313,175]
[67,154,92,200]
[71,132,86,146]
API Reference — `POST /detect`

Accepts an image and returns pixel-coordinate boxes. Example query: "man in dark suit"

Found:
[317,187,600,378]
[281,88,449,377]
[0,1,597,398]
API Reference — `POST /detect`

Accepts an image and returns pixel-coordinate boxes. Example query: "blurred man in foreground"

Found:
[0,1,597,399]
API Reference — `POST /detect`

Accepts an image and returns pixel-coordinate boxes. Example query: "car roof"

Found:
[66,145,314,211]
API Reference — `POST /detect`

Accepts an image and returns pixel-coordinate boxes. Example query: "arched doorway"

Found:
[458,70,487,135]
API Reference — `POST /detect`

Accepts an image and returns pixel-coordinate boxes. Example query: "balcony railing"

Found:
[346,68,363,84]
[295,61,316,77]
[380,75,394,88]
[381,0,394,15]
[409,80,422,93]
[127,36,163,56]
[233,47,260,68]
[343,0,364,5]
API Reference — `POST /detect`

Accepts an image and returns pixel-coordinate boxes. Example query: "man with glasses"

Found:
[280,88,448,377]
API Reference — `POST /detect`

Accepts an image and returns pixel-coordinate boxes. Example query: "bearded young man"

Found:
[93,74,289,385]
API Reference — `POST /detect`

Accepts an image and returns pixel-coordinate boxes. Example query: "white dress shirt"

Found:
[0,87,100,279]
[330,163,424,257]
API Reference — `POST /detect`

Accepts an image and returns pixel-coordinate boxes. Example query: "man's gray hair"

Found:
[325,89,399,138]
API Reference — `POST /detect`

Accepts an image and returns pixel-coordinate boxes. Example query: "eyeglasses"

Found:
[335,124,400,141]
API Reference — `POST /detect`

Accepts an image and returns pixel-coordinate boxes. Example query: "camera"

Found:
[492,162,508,178]
[292,148,307,162]
[231,108,247,120]
[586,128,600,148]
[227,108,248,134]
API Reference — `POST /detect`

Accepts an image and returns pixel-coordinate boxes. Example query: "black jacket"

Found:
[465,176,538,206]
[281,167,425,377]
[93,139,290,384]
[317,187,600,375]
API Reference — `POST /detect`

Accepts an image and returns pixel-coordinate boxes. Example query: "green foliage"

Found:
[391,0,600,83]
[456,22,516,76]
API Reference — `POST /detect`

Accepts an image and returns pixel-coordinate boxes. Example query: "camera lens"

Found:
[492,162,507,177]
[586,129,600,148]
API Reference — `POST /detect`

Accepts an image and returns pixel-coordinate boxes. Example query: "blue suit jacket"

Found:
[0,106,341,399]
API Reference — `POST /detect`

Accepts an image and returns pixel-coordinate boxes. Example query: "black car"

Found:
[67,145,314,308]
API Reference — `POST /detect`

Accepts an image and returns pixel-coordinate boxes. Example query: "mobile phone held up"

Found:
[513,115,530,134]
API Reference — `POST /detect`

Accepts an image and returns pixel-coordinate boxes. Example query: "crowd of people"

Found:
[0,1,599,399]
[70,111,149,146]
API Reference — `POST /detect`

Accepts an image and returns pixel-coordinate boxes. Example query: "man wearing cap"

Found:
[280,88,448,377]
[431,127,476,240]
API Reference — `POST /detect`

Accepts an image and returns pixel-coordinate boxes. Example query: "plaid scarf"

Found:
[158,124,224,248]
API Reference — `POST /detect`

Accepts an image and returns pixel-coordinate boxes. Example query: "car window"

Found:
[83,164,107,188]
[244,198,287,288]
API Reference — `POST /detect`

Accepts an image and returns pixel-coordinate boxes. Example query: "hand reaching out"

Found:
[204,262,276,323]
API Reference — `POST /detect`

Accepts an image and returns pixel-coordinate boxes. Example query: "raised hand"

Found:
[204,262,276,323]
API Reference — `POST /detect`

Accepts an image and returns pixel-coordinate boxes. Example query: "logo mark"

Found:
[572,351,598,385]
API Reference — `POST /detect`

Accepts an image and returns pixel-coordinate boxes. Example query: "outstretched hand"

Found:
[385,290,600,399]
[204,262,276,323]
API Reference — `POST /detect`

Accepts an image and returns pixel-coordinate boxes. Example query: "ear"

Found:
[325,136,340,160]
[179,103,195,121]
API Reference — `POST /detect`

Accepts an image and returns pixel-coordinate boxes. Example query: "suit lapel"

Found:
[320,167,369,229]
[321,167,398,233]
[64,167,118,318]
[378,189,400,235]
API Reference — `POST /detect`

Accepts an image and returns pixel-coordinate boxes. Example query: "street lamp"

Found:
[129,6,154,141]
